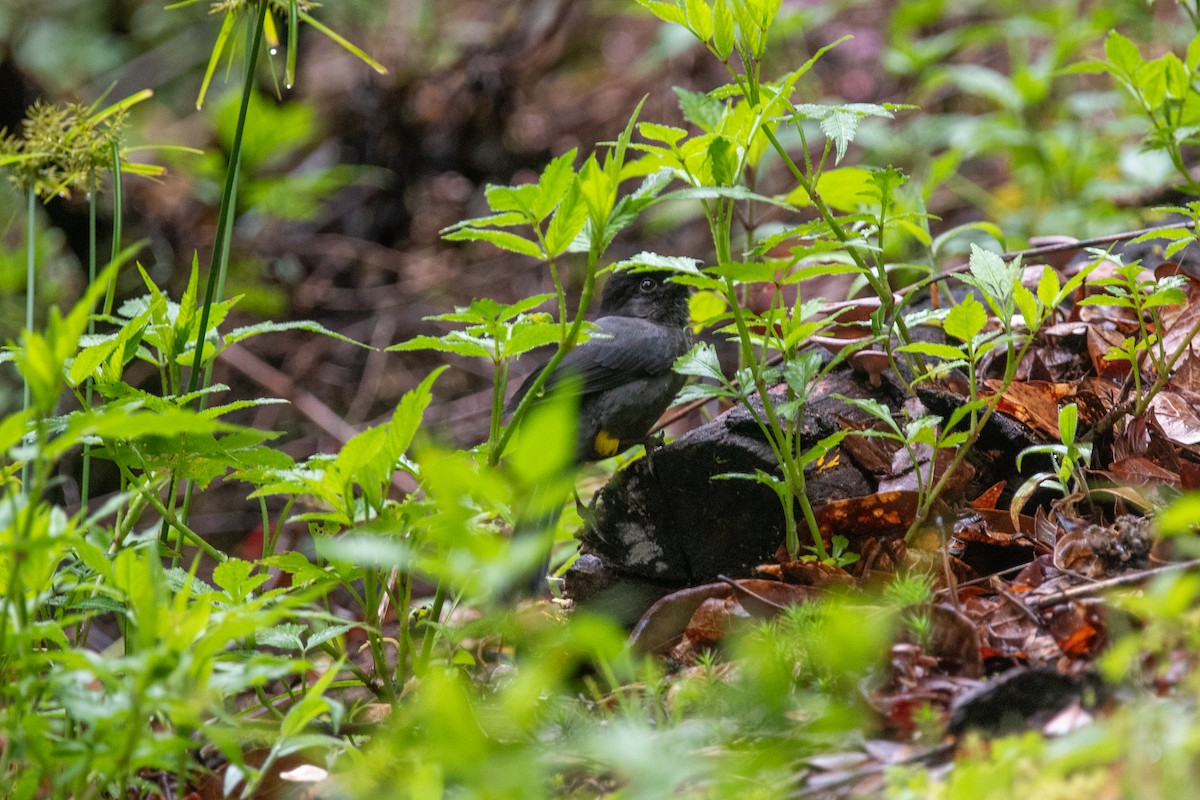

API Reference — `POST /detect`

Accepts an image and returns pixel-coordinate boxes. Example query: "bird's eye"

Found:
[639,278,656,292]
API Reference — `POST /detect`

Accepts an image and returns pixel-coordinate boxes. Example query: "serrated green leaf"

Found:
[674,341,725,381]
[635,0,687,26]
[944,295,987,342]
[225,319,371,349]
[616,252,704,275]
[1105,30,1142,79]
[387,335,493,359]
[444,227,544,259]
[1036,265,1061,308]
[525,150,576,223]
[713,0,734,59]
[1013,284,1037,328]
[545,181,588,257]
[485,183,539,217]
[675,87,723,131]
[684,0,713,41]
[898,341,966,361]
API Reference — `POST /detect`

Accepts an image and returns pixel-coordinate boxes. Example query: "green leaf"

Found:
[225,319,371,349]
[674,341,725,382]
[484,184,540,217]
[898,341,967,361]
[1104,30,1142,79]
[390,367,447,460]
[1164,52,1190,99]
[1137,58,1168,108]
[387,334,493,359]
[713,0,734,59]
[635,0,687,26]
[787,166,873,211]
[444,227,544,259]
[615,251,704,275]
[544,180,588,257]
[684,0,713,41]
[1036,265,1061,308]
[944,295,987,342]
[1013,284,1037,329]
[675,87,723,131]
[639,122,689,146]
[791,103,896,164]
[533,149,578,220]
[708,135,737,186]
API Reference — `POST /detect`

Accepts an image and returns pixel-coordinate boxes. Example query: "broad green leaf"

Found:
[713,0,734,59]
[944,295,987,342]
[787,166,873,211]
[708,135,737,186]
[675,87,723,131]
[1164,53,1190,99]
[532,149,578,220]
[639,122,689,146]
[674,341,725,381]
[484,184,540,217]
[1104,31,1142,79]
[684,0,713,41]
[545,181,588,257]
[1136,58,1168,108]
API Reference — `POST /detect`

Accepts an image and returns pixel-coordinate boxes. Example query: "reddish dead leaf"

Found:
[969,481,1007,511]
[984,379,1065,439]
[725,578,822,617]
[1151,391,1200,445]
[1171,348,1200,396]
[1086,326,1131,380]
[1047,602,1105,659]
[1107,456,1181,487]
[1181,459,1200,490]
[813,491,919,546]
[763,557,856,587]
[629,584,738,655]
[685,597,743,647]
[1160,291,1200,356]
[838,419,900,474]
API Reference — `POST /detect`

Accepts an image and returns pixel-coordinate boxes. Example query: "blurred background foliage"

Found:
[3,1,1200,796]
[0,0,1191,594]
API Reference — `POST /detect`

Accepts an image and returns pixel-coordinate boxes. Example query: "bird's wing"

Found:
[507,316,683,409]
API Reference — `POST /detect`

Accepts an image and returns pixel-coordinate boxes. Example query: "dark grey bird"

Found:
[508,268,692,463]
[506,268,692,592]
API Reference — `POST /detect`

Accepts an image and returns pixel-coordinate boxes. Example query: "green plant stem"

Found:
[362,570,396,701]
[187,1,267,398]
[416,580,447,677]
[489,243,601,466]
[393,570,415,687]
[114,464,228,563]
[761,126,926,378]
[103,142,123,317]
[21,187,35,491]
[81,170,98,512]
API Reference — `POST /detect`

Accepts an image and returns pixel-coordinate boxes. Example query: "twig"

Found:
[1030,558,1200,610]
[717,574,787,612]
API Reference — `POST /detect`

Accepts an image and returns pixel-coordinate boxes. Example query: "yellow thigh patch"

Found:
[593,430,621,458]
